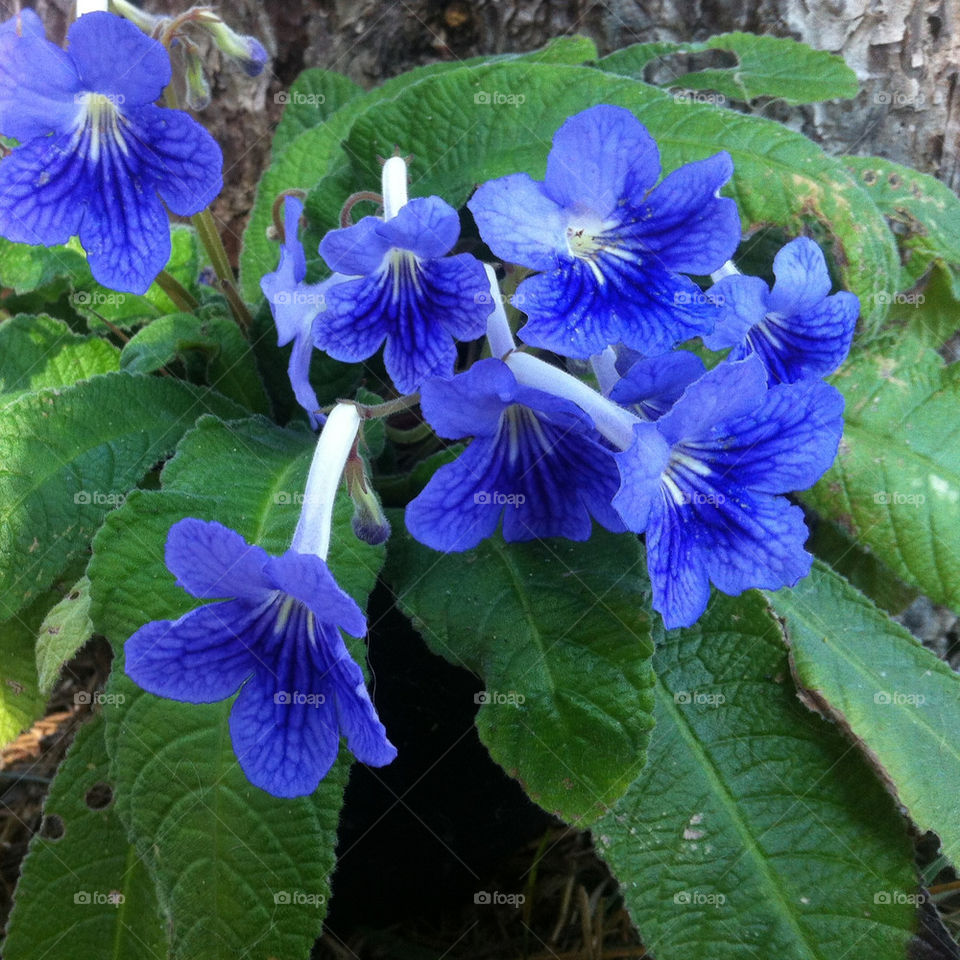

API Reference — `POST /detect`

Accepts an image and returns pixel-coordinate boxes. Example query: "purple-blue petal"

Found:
[635,152,740,275]
[229,666,341,797]
[320,216,391,276]
[329,657,398,767]
[286,332,322,428]
[67,11,170,106]
[418,357,517,440]
[611,421,672,533]
[543,104,661,214]
[468,172,567,272]
[279,194,306,283]
[0,10,81,141]
[127,103,223,216]
[124,599,258,703]
[165,518,273,600]
[609,350,706,419]
[0,130,86,247]
[701,274,770,351]
[768,236,832,316]
[265,550,368,638]
[656,355,768,447]
[376,195,460,259]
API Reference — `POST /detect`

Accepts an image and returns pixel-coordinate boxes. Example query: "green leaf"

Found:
[769,562,960,867]
[0,372,244,620]
[802,335,960,610]
[597,32,859,104]
[0,236,87,295]
[272,68,363,157]
[386,526,655,824]
[0,314,119,405]
[3,716,166,960]
[36,576,93,696]
[120,312,270,414]
[342,61,897,339]
[88,416,384,960]
[844,155,960,297]
[594,590,918,960]
[0,590,54,747]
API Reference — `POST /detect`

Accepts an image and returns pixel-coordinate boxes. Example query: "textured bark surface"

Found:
[8,0,959,256]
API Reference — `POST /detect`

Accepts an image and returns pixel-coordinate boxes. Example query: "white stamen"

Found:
[290,403,362,560]
[505,351,640,451]
[482,264,516,359]
[381,156,408,221]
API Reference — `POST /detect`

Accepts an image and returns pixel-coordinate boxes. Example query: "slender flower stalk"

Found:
[482,263,516,359]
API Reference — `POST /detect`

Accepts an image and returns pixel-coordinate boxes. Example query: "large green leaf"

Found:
[272,68,364,157]
[594,590,918,960]
[385,526,655,824]
[0,372,244,620]
[343,61,897,339]
[844,155,960,297]
[802,334,960,610]
[769,562,960,866]
[0,314,119,405]
[597,32,859,104]
[0,236,87,295]
[89,416,384,960]
[240,40,601,301]
[3,716,165,960]
[120,311,270,415]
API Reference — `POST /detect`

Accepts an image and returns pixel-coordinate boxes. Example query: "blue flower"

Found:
[609,350,706,420]
[315,164,492,394]
[704,237,859,383]
[612,355,844,629]
[124,518,396,798]
[261,195,343,428]
[405,358,625,551]
[467,104,740,359]
[0,10,222,294]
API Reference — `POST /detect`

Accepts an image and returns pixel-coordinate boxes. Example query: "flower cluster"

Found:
[263,103,854,630]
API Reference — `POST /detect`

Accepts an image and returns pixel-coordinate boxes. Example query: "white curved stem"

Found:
[506,351,639,450]
[77,0,109,15]
[290,403,362,559]
[381,156,408,221]
[589,347,619,397]
[483,264,516,359]
[710,259,740,282]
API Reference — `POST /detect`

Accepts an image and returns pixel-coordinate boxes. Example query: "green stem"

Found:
[191,208,253,335]
[155,269,199,312]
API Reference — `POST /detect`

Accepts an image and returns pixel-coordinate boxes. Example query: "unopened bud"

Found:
[201,18,269,76]
[183,42,211,110]
[346,459,391,546]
